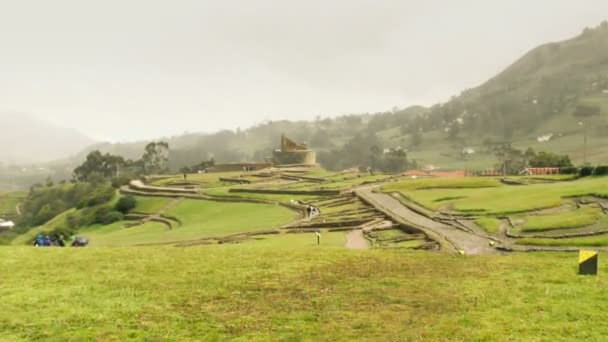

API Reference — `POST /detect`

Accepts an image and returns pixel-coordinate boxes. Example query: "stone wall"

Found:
[272,150,316,166]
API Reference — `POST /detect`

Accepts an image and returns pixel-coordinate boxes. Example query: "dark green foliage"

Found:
[18,182,116,230]
[74,151,125,182]
[77,186,116,209]
[528,151,572,168]
[559,166,578,175]
[97,210,124,225]
[593,166,608,175]
[579,166,594,177]
[115,196,137,214]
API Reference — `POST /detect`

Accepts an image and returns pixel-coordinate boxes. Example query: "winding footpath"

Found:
[356,187,498,255]
[345,230,370,250]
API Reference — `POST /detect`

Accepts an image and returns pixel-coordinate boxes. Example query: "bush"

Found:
[77,186,116,209]
[111,176,132,189]
[559,166,578,175]
[115,196,137,214]
[97,211,124,225]
[579,166,594,177]
[594,165,608,175]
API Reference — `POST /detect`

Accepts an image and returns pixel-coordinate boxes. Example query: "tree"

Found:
[141,142,170,175]
[411,130,423,147]
[529,151,572,168]
[73,151,125,182]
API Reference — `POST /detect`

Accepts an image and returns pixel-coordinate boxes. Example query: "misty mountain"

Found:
[0,113,95,164]
[51,22,608,173]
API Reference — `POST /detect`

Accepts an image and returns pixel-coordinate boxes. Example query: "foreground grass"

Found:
[518,207,605,232]
[1,247,607,340]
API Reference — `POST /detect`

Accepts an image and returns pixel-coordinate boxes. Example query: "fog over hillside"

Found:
[1,0,607,142]
[0,113,95,164]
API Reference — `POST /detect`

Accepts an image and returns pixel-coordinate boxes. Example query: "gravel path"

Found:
[356,187,497,255]
[345,230,370,250]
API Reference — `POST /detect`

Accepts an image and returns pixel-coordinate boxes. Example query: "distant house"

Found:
[520,167,560,176]
[0,219,15,230]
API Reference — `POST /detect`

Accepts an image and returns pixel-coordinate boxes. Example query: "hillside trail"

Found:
[15,203,21,216]
[355,186,497,255]
[345,230,370,250]
[140,197,185,227]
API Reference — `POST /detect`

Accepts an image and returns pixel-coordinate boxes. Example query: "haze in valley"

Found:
[1,0,607,142]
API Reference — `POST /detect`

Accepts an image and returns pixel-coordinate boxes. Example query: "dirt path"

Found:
[345,230,370,250]
[356,187,497,255]
[15,203,21,216]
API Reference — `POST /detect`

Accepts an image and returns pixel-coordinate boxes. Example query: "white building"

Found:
[0,219,15,230]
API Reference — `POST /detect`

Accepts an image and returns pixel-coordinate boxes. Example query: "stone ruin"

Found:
[272,134,317,166]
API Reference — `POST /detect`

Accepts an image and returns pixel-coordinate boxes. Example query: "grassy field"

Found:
[74,199,298,246]
[517,234,608,247]
[131,196,172,214]
[0,191,26,218]
[383,177,608,215]
[205,186,319,203]
[474,217,501,234]
[1,247,607,340]
[518,207,605,232]
[151,171,244,187]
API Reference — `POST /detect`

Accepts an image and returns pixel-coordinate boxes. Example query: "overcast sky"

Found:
[1,1,607,142]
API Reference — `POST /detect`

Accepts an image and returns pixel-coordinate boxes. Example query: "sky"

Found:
[1,1,607,142]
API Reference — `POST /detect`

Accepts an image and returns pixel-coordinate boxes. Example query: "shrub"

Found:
[115,196,137,214]
[579,166,594,177]
[97,211,124,225]
[77,186,116,208]
[594,165,608,175]
[111,176,132,189]
[559,166,578,175]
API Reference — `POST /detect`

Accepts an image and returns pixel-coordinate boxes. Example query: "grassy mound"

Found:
[384,177,608,215]
[474,217,501,234]
[131,196,172,214]
[0,191,25,218]
[76,199,297,246]
[1,247,606,340]
[518,207,605,232]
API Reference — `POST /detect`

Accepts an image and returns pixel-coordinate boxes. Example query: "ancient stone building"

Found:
[272,135,316,166]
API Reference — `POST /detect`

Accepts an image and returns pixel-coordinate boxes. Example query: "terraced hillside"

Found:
[382,175,608,251]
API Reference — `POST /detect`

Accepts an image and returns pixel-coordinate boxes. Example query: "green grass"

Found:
[518,207,605,232]
[132,196,172,214]
[76,199,297,246]
[383,177,502,192]
[11,208,78,245]
[205,186,318,203]
[248,231,347,248]
[0,191,26,218]
[1,248,607,340]
[517,234,608,247]
[151,171,245,187]
[384,177,608,215]
[474,217,501,234]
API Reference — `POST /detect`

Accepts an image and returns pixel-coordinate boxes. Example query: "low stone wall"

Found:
[209,163,272,172]
[273,150,316,165]
[229,188,340,196]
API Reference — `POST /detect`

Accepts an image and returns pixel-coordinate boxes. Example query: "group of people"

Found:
[33,234,65,247]
[33,234,88,247]
[307,205,320,218]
